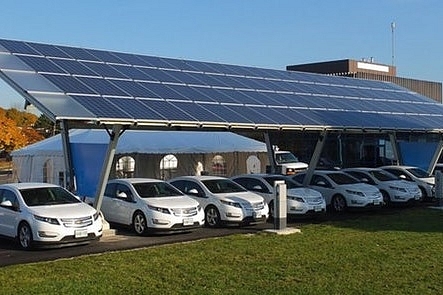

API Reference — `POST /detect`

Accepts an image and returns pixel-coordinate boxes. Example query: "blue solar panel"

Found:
[80,61,129,79]
[42,74,96,94]
[71,95,133,118]
[76,77,129,96]
[57,45,101,61]
[29,43,72,58]
[50,59,98,76]
[18,55,66,74]
[1,38,442,132]
[0,39,40,55]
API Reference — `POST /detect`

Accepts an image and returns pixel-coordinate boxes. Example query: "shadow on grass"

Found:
[315,204,443,234]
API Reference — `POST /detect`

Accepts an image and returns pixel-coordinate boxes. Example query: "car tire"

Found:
[17,222,33,250]
[132,211,148,235]
[381,191,391,207]
[205,205,221,227]
[268,201,275,219]
[331,195,347,213]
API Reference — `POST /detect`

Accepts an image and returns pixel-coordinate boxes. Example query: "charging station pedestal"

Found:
[274,180,287,230]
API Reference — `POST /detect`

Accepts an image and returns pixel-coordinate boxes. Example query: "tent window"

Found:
[211,155,226,176]
[160,154,178,180]
[246,155,261,174]
[116,156,135,178]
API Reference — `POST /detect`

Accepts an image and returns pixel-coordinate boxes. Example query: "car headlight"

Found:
[148,205,171,214]
[34,215,60,225]
[288,196,304,202]
[93,212,101,221]
[345,189,365,197]
[220,199,242,208]
[389,186,407,192]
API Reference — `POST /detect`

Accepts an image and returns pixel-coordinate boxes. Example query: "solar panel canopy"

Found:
[1,38,443,132]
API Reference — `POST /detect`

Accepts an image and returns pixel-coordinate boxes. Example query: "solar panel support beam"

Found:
[264,132,277,174]
[427,138,443,175]
[93,124,124,211]
[303,130,328,186]
[388,133,401,165]
[60,120,75,192]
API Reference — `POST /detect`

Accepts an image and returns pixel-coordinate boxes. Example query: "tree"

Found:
[0,107,44,153]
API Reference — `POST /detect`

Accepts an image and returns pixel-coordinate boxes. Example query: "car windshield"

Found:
[275,152,298,164]
[202,179,247,194]
[263,176,301,189]
[21,187,81,206]
[406,167,431,178]
[370,170,398,181]
[327,172,359,185]
[133,182,184,198]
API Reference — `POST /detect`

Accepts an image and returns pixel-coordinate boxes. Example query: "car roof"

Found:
[379,165,416,169]
[232,174,283,178]
[108,178,165,184]
[0,182,60,190]
[170,175,227,181]
[343,167,380,172]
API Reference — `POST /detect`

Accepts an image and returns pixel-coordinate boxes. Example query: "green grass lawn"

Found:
[1,207,442,294]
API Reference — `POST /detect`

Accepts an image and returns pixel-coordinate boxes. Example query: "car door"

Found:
[0,188,20,237]
[309,174,334,204]
[102,183,135,225]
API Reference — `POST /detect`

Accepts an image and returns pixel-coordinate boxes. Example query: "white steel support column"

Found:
[427,138,443,175]
[94,124,124,212]
[303,130,327,186]
[60,120,75,192]
[264,132,276,174]
[388,133,401,165]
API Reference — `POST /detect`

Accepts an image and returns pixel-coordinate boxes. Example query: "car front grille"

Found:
[60,216,93,228]
[306,196,324,204]
[171,207,198,217]
[250,201,265,210]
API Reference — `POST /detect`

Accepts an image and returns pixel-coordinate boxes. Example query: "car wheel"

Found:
[331,195,347,213]
[205,206,221,227]
[17,222,33,250]
[381,191,391,207]
[132,211,148,235]
[268,201,275,219]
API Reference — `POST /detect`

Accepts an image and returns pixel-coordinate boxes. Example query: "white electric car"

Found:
[293,170,383,213]
[100,178,205,235]
[0,183,103,249]
[169,176,269,227]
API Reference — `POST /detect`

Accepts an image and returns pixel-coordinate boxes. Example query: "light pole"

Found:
[391,21,396,66]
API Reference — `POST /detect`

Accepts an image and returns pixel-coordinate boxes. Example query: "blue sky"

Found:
[0,0,441,109]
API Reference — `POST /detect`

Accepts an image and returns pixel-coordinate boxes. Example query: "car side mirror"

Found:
[187,188,204,197]
[0,200,17,211]
[117,191,128,199]
[252,185,263,192]
[316,181,327,187]
[360,177,369,183]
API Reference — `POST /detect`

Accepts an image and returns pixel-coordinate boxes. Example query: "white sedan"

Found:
[169,176,269,227]
[293,170,383,213]
[342,167,422,205]
[0,183,103,249]
[100,178,204,235]
[231,174,326,217]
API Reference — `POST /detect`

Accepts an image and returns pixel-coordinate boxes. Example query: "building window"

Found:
[211,155,226,176]
[160,154,178,180]
[116,156,135,178]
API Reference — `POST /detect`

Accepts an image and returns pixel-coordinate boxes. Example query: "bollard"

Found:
[274,180,287,230]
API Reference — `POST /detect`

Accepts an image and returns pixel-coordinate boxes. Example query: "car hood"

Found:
[142,196,199,208]
[339,183,380,194]
[288,187,322,198]
[216,191,264,203]
[30,202,96,218]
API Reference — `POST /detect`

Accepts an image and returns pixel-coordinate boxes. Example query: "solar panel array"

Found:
[0,38,442,131]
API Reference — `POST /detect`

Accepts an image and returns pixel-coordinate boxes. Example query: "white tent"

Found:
[12,129,268,196]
